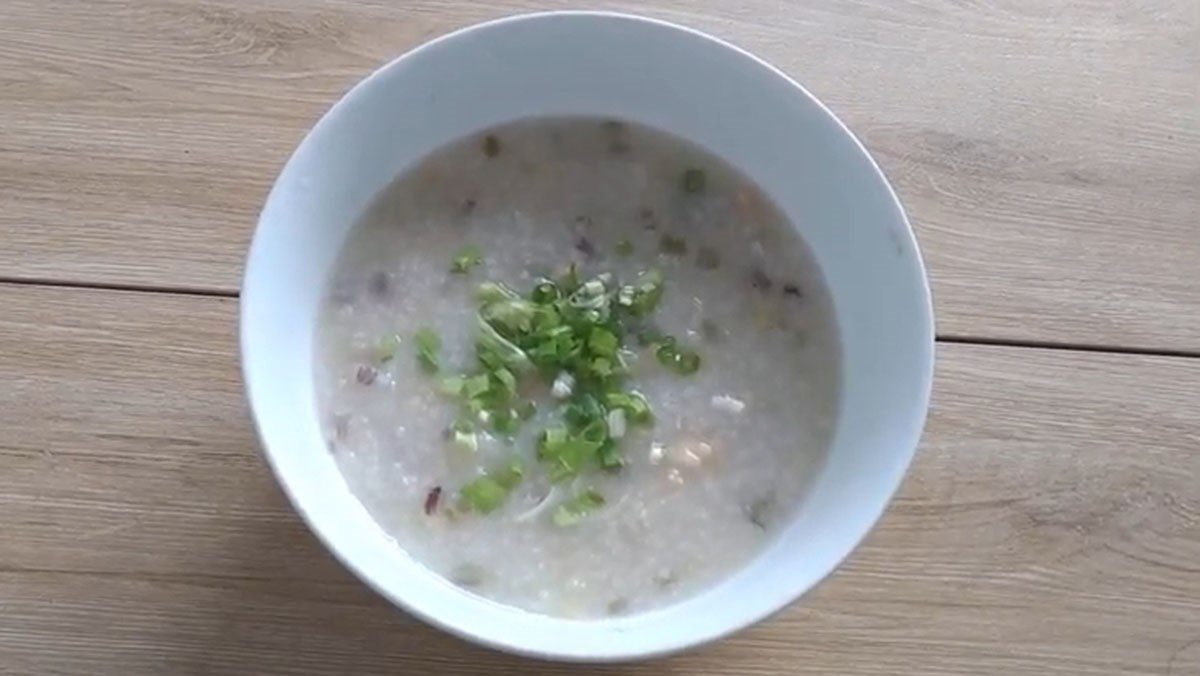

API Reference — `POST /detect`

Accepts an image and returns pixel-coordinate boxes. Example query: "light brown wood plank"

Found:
[1,284,1197,675]
[1,1,1197,351]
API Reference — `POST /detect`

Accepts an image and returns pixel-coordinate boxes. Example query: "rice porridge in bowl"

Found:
[317,118,840,618]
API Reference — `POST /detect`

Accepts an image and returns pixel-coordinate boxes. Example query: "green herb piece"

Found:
[464,374,491,399]
[590,357,613,378]
[681,168,706,194]
[597,439,623,469]
[628,269,664,317]
[552,489,606,526]
[451,245,483,273]
[655,339,701,375]
[604,390,653,425]
[375,334,402,363]
[415,327,441,373]
[491,408,520,435]
[492,367,517,395]
[557,263,581,295]
[482,134,501,158]
[659,234,687,256]
[616,284,636,308]
[459,459,524,513]
[587,327,619,358]
[538,423,603,481]
[530,279,560,304]
[696,246,720,270]
[448,418,477,452]
[477,281,520,303]
[477,316,532,373]
[615,239,634,257]
[480,298,538,336]
[438,375,465,396]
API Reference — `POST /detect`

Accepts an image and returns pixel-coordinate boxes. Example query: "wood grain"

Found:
[1,284,1196,675]
[0,1,1197,351]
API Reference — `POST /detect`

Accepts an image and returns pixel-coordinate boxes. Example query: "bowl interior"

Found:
[242,11,932,660]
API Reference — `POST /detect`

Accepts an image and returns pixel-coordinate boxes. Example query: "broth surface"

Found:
[316,118,840,618]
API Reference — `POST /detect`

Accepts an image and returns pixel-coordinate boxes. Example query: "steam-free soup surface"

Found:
[316,118,839,618]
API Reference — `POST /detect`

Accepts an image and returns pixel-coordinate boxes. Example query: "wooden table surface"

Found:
[1,1,1196,674]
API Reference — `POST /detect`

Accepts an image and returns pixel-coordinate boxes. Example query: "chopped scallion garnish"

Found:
[421,257,700,505]
[451,245,483,273]
[552,489,606,526]
[459,459,523,513]
[415,327,441,373]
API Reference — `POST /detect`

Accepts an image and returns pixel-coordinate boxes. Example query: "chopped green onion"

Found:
[477,281,520,303]
[616,284,636,307]
[616,239,634,257]
[453,429,478,452]
[448,418,477,452]
[451,245,483,273]
[459,459,524,513]
[551,371,575,399]
[464,374,490,399]
[537,423,603,482]
[597,439,623,469]
[587,328,619,357]
[415,327,441,373]
[477,316,532,373]
[492,367,517,394]
[438,375,465,396]
[606,408,627,439]
[655,338,701,375]
[604,390,653,425]
[681,168,706,194]
[629,269,663,317]
[552,489,606,526]
[557,263,581,295]
[530,279,560,303]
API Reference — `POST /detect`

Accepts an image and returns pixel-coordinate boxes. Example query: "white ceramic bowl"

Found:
[241,11,933,661]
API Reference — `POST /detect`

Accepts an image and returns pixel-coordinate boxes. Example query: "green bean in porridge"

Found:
[317,117,840,618]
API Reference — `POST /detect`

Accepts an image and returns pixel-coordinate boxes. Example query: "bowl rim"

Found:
[241,9,934,661]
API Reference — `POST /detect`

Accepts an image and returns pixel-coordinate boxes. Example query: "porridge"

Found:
[316,118,840,618]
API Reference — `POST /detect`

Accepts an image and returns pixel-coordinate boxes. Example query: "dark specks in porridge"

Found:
[639,207,657,231]
[606,597,630,615]
[482,134,501,158]
[574,236,597,259]
[367,271,390,299]
[750,267,774,292]
[424,486,443,515]
[316,117,840,618]
[744,493,776,531]
[681,167,706,194]
[356,365,378,386]
[658,233,687,256]
[696,245,720,270]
